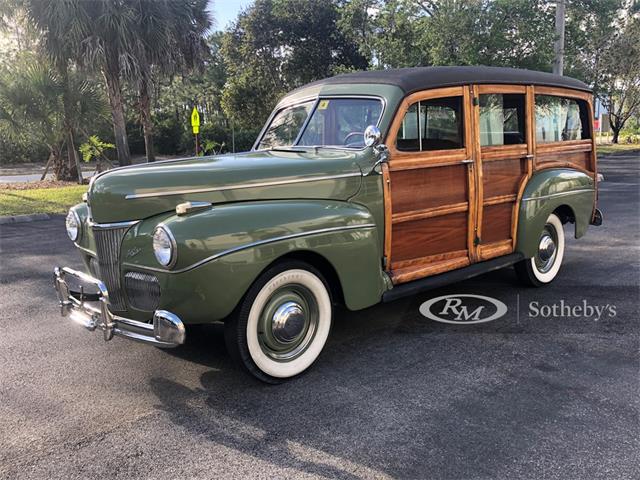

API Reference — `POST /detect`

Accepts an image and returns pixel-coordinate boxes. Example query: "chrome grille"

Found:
[92,224,132,311]
[124,271,160,311]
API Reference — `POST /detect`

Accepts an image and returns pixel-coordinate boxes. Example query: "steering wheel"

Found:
[343,131,364,147]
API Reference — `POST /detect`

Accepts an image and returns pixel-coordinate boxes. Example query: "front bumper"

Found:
[53,266,186,347]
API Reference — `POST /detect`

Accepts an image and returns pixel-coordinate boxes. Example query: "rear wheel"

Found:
[515,213,565,287]
[224,261,332,383]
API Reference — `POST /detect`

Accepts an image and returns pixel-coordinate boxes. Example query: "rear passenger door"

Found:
[384,87,476,284]
[472,85,533,261]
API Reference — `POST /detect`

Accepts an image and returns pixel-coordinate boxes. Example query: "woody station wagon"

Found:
[54,66,603,382]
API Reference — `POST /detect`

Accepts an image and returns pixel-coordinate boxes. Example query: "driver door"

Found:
[383,87,476,284]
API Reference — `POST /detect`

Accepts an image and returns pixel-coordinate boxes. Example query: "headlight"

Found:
[153,226,176,268]
[65,209,80,242]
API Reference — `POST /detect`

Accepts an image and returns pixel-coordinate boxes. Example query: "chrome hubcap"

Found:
[257,285,318,361]
[538,235,556,262]
[271,301,306,343]
[535,226,558,273]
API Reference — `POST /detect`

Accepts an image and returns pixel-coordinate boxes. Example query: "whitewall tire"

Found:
[515,213,566,287]
[225,261,332,383]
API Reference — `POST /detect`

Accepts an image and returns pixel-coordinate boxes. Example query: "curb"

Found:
[0,213,51,225]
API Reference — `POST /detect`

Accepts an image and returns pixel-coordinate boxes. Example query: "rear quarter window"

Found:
[535,95,591,143]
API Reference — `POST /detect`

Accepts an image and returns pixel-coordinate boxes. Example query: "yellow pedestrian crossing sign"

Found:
[191,107,200,134]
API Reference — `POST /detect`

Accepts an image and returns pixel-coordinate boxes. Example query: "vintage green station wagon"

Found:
[54,66,603,382]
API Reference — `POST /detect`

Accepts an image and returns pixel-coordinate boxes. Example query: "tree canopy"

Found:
[1,0,638,178]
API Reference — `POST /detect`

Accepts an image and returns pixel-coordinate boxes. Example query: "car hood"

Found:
[88,150,364,223]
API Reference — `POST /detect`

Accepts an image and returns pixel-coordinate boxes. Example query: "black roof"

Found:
[303,66,591,94]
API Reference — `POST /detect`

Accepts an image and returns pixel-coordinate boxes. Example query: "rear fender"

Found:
[516,169,595,258]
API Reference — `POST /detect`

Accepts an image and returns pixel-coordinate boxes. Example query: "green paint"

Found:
[516,168,596,258]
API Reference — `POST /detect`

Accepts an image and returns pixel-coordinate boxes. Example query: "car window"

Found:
[479,93,526,146]
[298,98,383,148]
[396,96,464,151]
[535,95,590,143]
[257,101,314,150]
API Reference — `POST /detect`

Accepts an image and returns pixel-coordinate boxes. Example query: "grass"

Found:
[0,184,87,216]
[596,143,640,155]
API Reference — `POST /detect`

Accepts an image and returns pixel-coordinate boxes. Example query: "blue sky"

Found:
[208,0,253,30]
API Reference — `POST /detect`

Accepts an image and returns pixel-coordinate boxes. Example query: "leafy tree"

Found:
[130,0,211,162]
[596,14,640,143]
[0,60,108,180]
[221,0,368,129]
[79,135,114,172]
[25,0,135,166]
[345,0,555,70]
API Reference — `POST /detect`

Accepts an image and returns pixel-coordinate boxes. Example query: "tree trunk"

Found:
[139,72,156,162]
[59,64,80,183]
[103,64,131,166]
[51,144,71,181]
[612,128,620,144]
[41,152,53,181]
[68,130,83,184]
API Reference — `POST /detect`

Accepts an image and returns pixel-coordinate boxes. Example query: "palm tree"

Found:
[0,61,108,180]
[25,0,212,166]
[132,0,211,162]
[26,0,137,166]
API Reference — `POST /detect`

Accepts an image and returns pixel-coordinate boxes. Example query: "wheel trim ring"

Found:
[257,284,319,361]
[245,268,333,379]
[534,225,558,274]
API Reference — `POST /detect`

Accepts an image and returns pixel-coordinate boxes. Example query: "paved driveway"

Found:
[0,154,638,479]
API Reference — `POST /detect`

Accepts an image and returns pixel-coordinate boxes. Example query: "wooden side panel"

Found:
[391,212,468,262]
[481,203,513,243]
[536,149,591,172]
[482,158,526,198]
[390,164,468,214]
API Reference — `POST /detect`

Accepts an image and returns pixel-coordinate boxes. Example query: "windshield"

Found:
[257,97,383,150]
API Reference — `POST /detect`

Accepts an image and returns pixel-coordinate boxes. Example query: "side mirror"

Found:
[364,125,381,147]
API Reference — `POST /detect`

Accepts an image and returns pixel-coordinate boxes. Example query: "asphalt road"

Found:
[1,153,638,479]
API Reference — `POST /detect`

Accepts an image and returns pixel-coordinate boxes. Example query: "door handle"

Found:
[461,159,474,164]
[523,154,534,160]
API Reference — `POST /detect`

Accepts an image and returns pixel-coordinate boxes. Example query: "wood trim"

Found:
[382,161,392,269]
[534,161,593,176]
[392,249,468,270]
[512,84,536,249]
[392,255,470,284]
[484,194,517,206]
[477,239,513,261]
[471,84,484,254]
[534,86,593,102]
[587,94,598,208]
[392,202,469,224]
[386,86,467,160]
[480,146,528,161]
[388,150,468,171]
[536,139,592,154]
[464,85,478,263]
[477,84,527,94]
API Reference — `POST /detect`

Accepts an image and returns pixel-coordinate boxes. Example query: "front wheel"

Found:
[515,213,565,287]
[224,261,333,383]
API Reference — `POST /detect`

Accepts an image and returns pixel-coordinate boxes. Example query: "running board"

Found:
[382,253,524,303]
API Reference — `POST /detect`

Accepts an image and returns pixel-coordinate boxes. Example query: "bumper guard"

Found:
[53,266,185,347]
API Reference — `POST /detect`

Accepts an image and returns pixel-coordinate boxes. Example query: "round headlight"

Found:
[153,226,176,268]
[65,209,80,242]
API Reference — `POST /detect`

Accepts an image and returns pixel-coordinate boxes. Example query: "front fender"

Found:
[516,169,595,258]
[121,200,385,321]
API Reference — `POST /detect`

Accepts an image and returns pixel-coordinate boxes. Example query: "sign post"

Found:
[191,106,200,155]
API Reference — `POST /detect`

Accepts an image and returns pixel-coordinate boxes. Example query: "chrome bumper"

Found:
[53,266,185,348]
